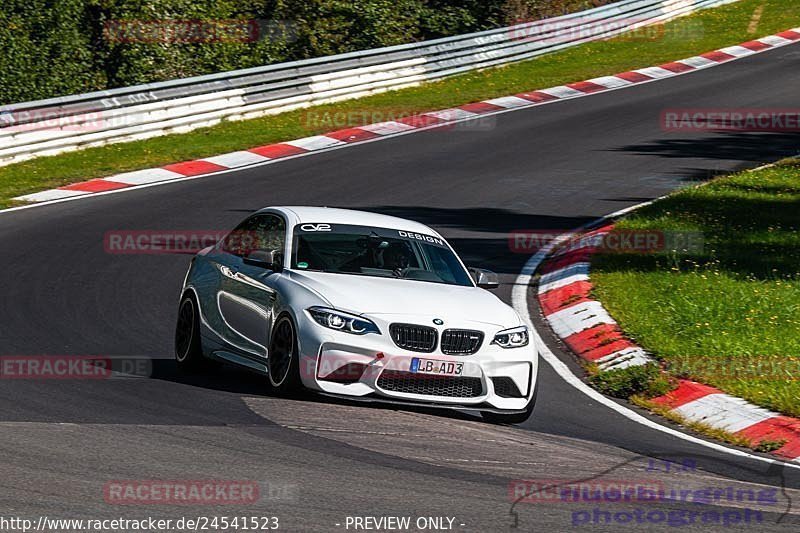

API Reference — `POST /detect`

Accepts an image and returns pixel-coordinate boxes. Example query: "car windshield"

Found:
[292,224,473,286]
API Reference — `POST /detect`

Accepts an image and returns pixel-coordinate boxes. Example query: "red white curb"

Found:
[537,225,652,371]
[13,28,800,204]
[536,227,800,463]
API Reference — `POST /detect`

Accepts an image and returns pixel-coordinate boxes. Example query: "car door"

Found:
[216,213,286,360]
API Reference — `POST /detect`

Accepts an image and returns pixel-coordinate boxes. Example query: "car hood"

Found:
[287,270,520,328]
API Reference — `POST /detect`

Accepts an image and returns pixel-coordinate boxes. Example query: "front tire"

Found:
[175,293,204,371]
[268,314,302,396]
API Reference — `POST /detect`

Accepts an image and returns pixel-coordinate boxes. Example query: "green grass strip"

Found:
[592,159,800,418]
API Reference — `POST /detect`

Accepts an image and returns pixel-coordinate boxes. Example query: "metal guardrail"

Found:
[0,0,738,166]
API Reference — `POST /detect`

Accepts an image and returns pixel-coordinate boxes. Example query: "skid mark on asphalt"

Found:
[243,395,800,518]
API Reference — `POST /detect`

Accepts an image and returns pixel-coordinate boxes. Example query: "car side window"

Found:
[221,214,285,257]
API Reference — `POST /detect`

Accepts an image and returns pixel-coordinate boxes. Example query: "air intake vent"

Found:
[378,370,483,397]
[491,377,524,398]
[441,329,483,355]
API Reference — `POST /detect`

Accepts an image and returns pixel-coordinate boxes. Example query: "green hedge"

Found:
[0,0,609,105]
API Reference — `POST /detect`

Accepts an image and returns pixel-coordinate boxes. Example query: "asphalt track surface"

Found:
[1,41,800,532]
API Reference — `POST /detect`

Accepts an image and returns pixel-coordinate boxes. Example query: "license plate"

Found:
[410,357,463,376]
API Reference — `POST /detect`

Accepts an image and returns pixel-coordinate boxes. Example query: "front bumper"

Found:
[295,311,538,412]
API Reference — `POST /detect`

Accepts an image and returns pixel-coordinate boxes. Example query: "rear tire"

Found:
[268,314,302,396]
[175,293,204,372]
[481,380,538,425]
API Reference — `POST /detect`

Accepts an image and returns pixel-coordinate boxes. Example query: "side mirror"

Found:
[468,267,499,290]
[244,249,283,272]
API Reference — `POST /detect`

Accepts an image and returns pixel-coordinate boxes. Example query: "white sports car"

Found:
[175,206,538,423]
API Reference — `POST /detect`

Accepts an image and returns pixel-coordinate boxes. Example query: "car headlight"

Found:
[308,307,380,335]
[492,326,529,348]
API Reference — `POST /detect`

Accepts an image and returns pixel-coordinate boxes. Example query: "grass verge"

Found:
[2,0,800,208]
[592,159,800,419]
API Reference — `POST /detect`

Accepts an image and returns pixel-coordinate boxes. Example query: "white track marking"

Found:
[424,108,478,121]
[202,151,270,167]
[546,301,615,338]
[719,45,757,57]
[587,76,632,89]
[283,135,345,151]
[673,394,776,433]
[537,263,591,293]
[634,66,676,79]
[482,96,534,108]
[678,56,719,69]
[107,168,185,185]
[538,86,586,99]
[359,121,416,135]
[13,189,88,202]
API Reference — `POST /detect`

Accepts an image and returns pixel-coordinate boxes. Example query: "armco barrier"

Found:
[0,0,738,166]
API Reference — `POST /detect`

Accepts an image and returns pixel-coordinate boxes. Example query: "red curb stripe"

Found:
[736,416,800,460]
[458,101,505,114]
[396,115,445,128]
[587,223,616,236]
[563,323,635,362]
[248,143,308,159]
[539,280,594,316]
[324,128,380,143]
[567,81,608,94]
[650,379,720,409]
[539,249,593,275]
[701,50,736,63]
[516,91,558,103]
[615,71,652,83]
[660,61,695,74]
[740,40,771,52]
[60,179,131,192]
[777,30,800,40]
[163,160,228,176]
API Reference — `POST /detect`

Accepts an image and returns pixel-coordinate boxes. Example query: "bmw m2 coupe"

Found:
[175,207,538,423]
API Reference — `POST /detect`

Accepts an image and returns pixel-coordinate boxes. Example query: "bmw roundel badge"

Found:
[433,318,444,325]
